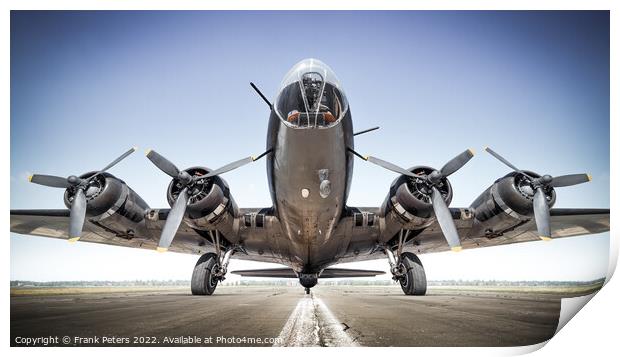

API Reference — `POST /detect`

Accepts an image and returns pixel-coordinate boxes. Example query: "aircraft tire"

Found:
[399,252,427,296]
[191,252,219,295]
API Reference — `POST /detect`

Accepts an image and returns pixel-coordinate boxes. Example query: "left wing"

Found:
[402,208,610,255]
[336,207,609,263]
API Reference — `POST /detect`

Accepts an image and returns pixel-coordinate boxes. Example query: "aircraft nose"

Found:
[275,59,349,129]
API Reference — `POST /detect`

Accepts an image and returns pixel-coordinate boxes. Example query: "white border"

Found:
[2,1,616,357]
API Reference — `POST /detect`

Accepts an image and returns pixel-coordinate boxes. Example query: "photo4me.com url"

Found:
[13,335,284,346]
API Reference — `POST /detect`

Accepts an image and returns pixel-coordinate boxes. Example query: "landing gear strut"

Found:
[382,230,427,296]
[191,231,237,296]
[305,287,311,295]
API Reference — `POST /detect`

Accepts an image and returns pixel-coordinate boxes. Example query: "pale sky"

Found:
[10,11,610,282]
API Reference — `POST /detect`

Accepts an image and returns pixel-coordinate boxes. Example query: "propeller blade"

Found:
[97,147,137,174]
[484,147,522,172]
[440,149,475,177]
[84,147,137,181]
[533,187,552,241]
[146,149,181,178]
[366,156,423,179]
[157,187,189,252]
[550,173,591,188]
[68,188,87,242]
[430,186,462,251]
[29,174,71,188]
[204,156,255,178]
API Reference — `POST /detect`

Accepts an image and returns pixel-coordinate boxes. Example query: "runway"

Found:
[11,285,579,347]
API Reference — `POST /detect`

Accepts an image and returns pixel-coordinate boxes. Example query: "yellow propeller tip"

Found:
[145,149,152,156]
[132,146,139,151]
[27,175,33,182]
[156,247,168,253]
[468,148,475,156]
[451,246,463,252]
[68,237,80,243]
[251,156,256,161]
[587,174,592,181]
[364,156,369,161]
[539,236,552,241]
[484,146,489,151]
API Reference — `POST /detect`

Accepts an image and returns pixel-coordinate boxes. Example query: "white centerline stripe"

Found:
[273,293,358,347]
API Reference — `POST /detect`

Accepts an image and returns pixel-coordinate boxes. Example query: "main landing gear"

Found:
[191,232,236,296]
[382,230,427,296]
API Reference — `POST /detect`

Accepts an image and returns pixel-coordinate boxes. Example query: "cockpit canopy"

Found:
[275,59,349,128]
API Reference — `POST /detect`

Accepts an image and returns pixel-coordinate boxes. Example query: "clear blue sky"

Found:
[10,11,609,281]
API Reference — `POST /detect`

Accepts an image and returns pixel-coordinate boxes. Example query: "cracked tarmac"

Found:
[11,285,571,347]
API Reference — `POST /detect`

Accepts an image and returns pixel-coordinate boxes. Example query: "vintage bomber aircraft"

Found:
[11,59,610,295]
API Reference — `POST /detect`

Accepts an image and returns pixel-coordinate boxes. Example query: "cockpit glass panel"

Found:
[275,59,349,128]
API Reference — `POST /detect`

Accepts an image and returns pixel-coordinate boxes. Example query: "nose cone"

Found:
[279,59,343,91]
[274,59,349,128]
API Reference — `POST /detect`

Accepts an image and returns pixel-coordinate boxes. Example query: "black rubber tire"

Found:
[399,252,427,296]
[191,253,219,295]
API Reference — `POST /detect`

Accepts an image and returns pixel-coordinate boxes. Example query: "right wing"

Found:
[10,206,287,266]
[10,208,214,255]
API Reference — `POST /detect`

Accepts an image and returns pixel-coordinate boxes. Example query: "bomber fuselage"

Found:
[265,59,355,273]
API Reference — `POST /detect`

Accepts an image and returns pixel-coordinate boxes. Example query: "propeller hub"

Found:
[540,175,553,185]
[67,175,81,186]
[427,170,443,184]
[178,171,193,185]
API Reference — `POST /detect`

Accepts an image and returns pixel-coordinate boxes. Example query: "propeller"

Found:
[484,147,591,240]
[28,147,137,242]
[353,148,475,251]
[146,148,270,252]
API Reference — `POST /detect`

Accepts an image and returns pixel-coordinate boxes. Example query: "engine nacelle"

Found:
[63,172,148,222]
[469,171,556,237]
[386,166,453,224]
[166,167,235,228]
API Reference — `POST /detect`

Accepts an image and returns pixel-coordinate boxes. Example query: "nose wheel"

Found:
[305,287,311,295]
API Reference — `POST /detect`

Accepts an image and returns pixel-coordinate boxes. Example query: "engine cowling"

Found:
[63,172,148,222]
[387,166,453,222]
[469,171,556,237]
[166,167,233,226]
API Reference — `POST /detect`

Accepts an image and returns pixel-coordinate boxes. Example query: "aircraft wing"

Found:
[10,209,213,255]
[405,208,610,255]
[10,207,290,265]
[336,207,609,263]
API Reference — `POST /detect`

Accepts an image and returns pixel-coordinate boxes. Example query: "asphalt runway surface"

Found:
[11,285,577,347]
